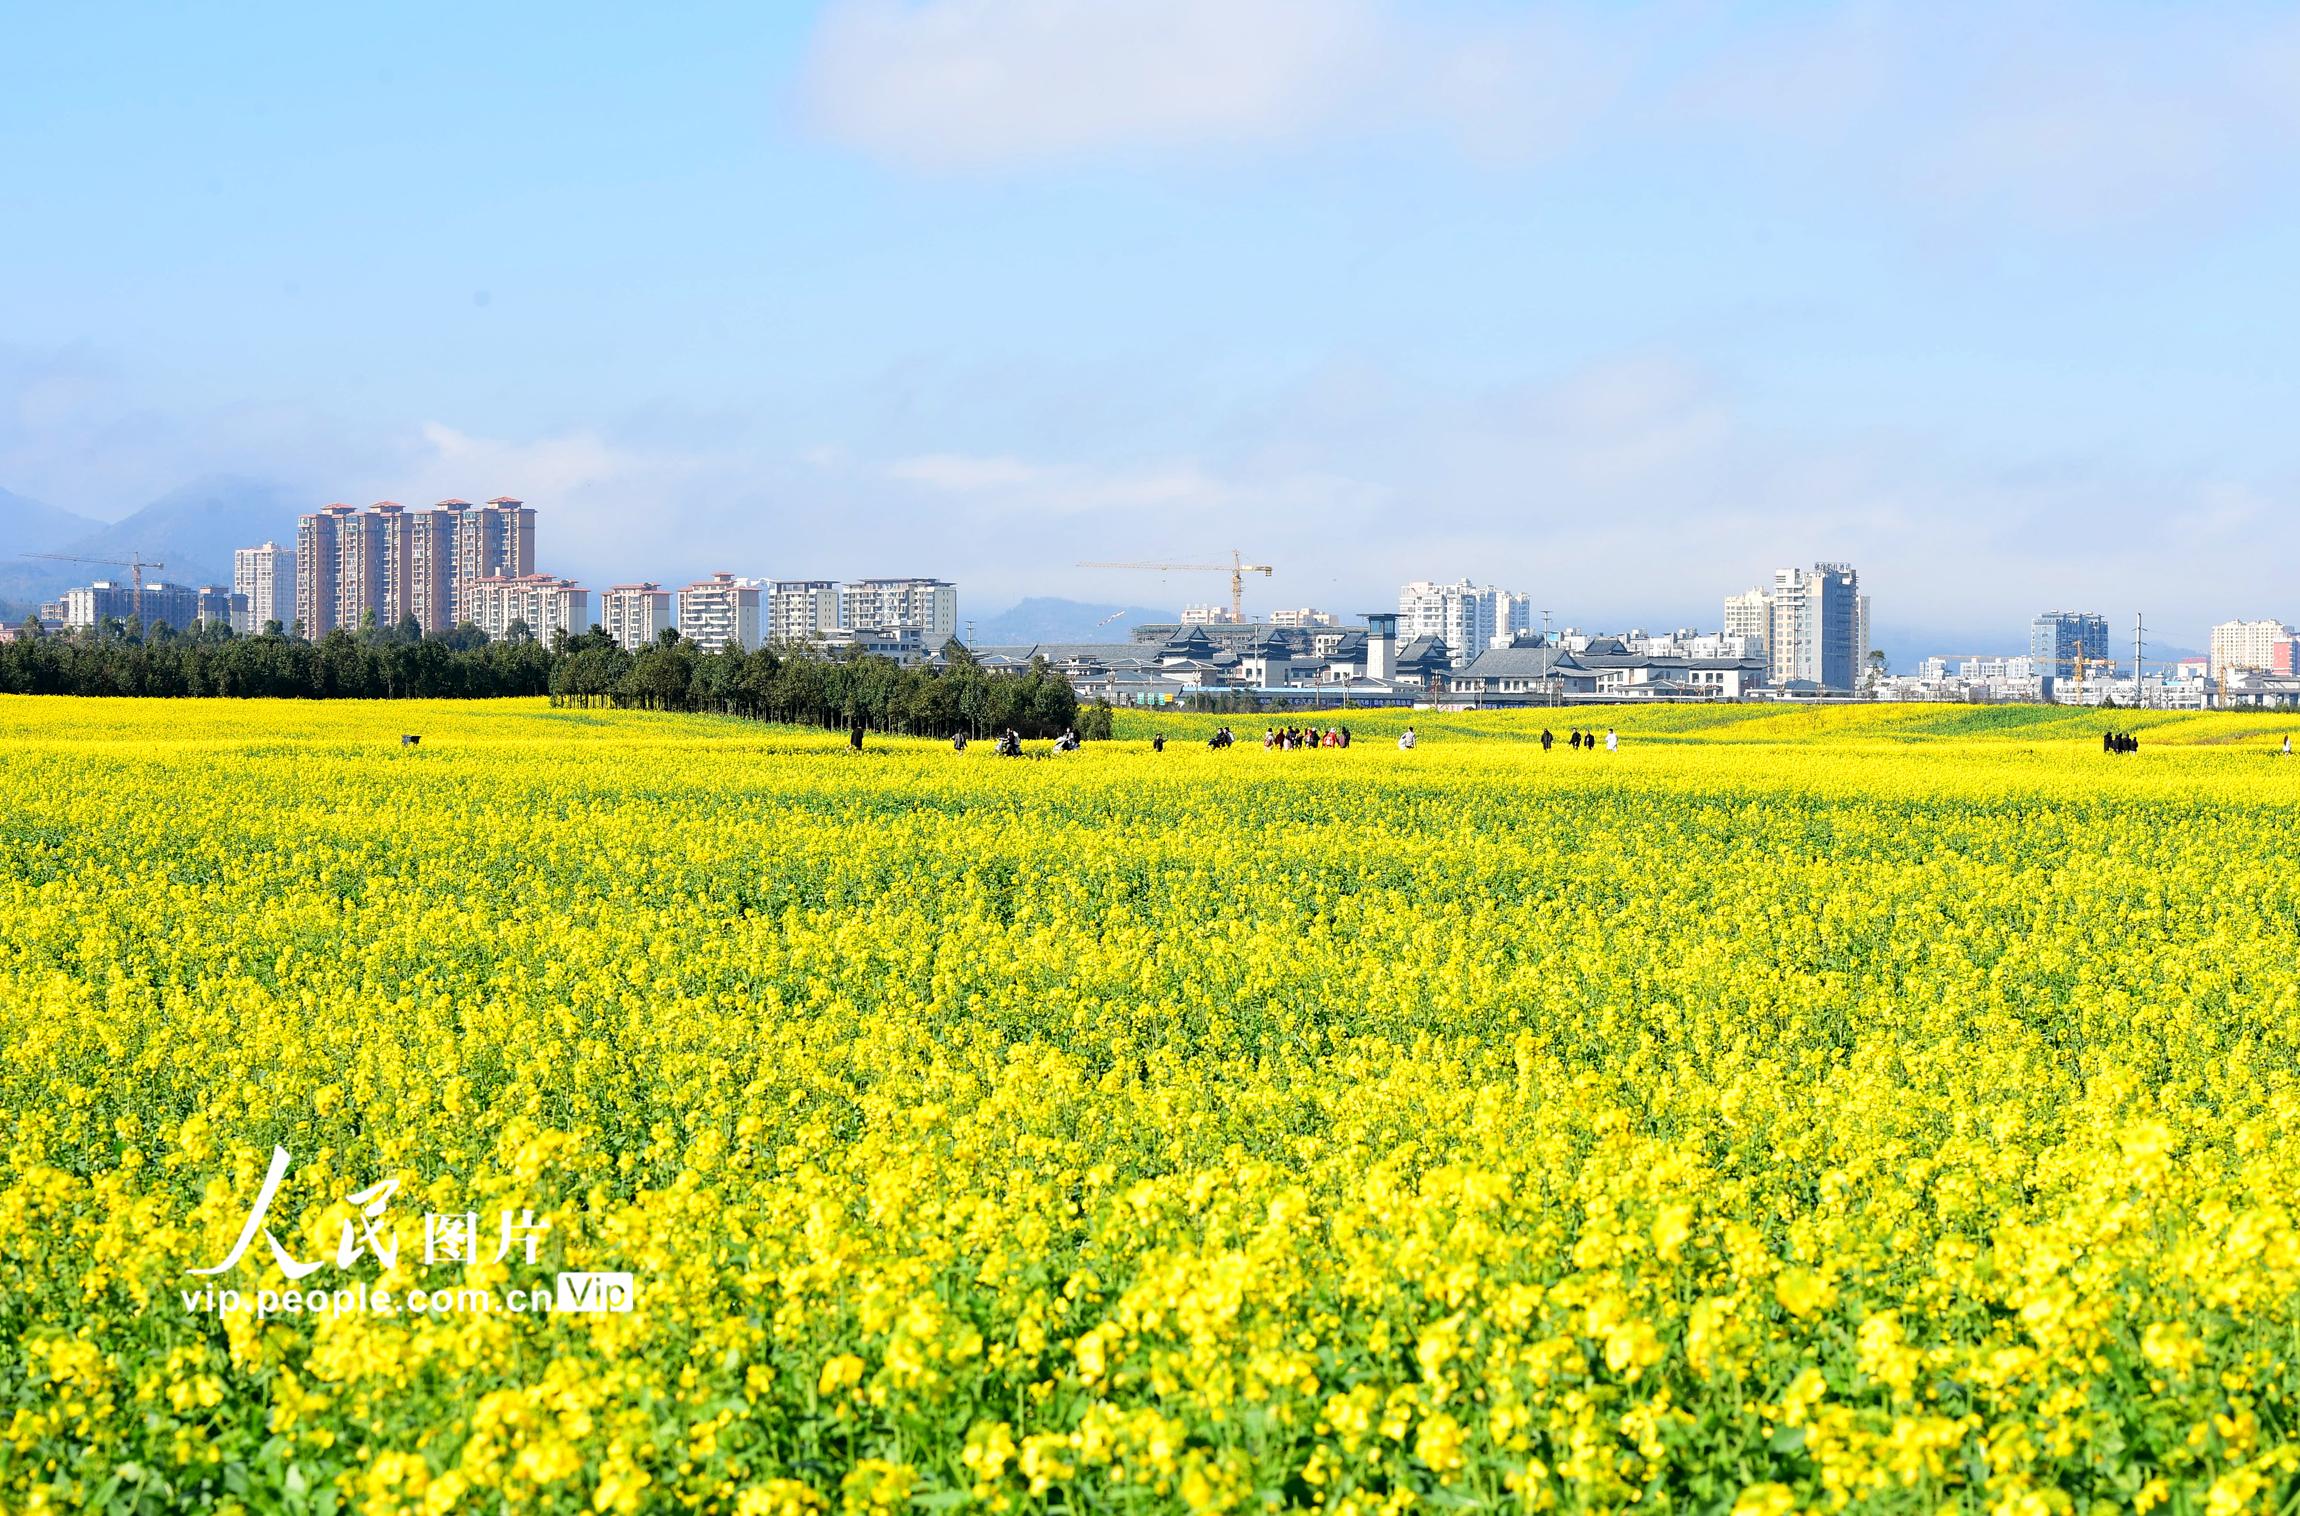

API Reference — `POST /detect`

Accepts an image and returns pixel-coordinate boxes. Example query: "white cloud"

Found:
[1672,3,2300,227]
[801,0,1624,170]
[803,0,2300,227]
[805,0,1390,169]
[880,447,1374,520]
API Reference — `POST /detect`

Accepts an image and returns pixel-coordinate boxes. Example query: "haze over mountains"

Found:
[0,477,306,614]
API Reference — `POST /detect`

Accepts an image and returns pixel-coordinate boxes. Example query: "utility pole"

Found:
[2134,612,2145,711]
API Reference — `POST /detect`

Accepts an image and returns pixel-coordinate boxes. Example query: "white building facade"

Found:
[768,580,843,644]
[232,542,296,633]
[677,573,765,653]
[600,583,672,651]
[1723,589,1771,664]
[840,578,957,646]
[1769,563,1862,690]
[2210,619,2294,677]
[1398,580,1533,668]
[463,574,589,646]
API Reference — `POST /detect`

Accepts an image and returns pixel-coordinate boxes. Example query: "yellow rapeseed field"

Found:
[5,695,2300,1515]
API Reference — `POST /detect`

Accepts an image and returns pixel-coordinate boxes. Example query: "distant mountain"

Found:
[67,475,306,586]
[971,596,1175,646]
[0,475,310,616]
[0,488,106,614]
[0,486,103,559]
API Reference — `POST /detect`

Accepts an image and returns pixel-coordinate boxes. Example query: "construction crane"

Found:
[1077,549,1273,624]
[2071,649,2117,703]
[21,551,167,612]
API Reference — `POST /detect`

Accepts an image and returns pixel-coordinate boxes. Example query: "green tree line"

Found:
[551,630,1086,738]
[0,616,552,698]
[0,617,1090,737]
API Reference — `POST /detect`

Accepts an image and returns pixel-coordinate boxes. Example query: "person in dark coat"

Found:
[849,720,865,751]
[1569,730,1582,750]
[1541,728,1554,751]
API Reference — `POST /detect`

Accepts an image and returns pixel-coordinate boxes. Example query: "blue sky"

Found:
[4,0,2298,648]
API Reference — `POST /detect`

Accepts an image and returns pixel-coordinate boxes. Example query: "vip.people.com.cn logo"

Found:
[180,1145,635,1318]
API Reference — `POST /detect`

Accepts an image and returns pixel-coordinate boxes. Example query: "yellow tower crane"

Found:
[1077,550,1274,624]
[2071,649,2117,703]
[21,551,168,617]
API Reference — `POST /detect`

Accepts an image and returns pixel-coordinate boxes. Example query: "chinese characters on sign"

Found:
[188,1146,551,1279]
[180,1146,602,1318]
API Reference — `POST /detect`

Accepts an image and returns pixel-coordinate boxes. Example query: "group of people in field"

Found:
[1263,724,1353,751]
[1540,727,1616,753]
[2103,730,2140,755]
[948,729,1052,757]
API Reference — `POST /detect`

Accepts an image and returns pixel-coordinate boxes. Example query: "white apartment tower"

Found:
[841,578,957,646]
[677,573,766,652]
[1723,588,1772,662]
[1397,579,1532,667]
[2210,619,2295,677]
[232,541,296,633]
[1769,563,1862,690]
[600,583,673,651]
[768,580,843,644]
[462,574,590,647]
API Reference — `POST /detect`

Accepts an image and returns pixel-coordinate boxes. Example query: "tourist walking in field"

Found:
[1152,733,1165,753]
[1541,728,1554,751]
[2283,736,2290,757]
[1569,730,1581,750]
[1398,726,1417,750]
[1606,728,1618,753]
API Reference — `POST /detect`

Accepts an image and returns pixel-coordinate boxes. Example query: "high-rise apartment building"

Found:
[2029,612,2109,679]
[1397,580,1532,667]
[2210,619,2295,677]
[334,503,386,631]
[677,573,765,652]
[462,574,589,646]
[767,581,843,644]
[372,502,419,627]
[601,583,673,651]
[232,542,296,633]
[294,504,352,635]
[1269,608,1340,629]
[452,498,535,619]
[1769,563,1861,690]
[841,578,957,646]
[1723,588,1772,662]
[295,497,543,638]
[408,504,462,634]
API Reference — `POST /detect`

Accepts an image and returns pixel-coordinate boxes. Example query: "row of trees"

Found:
[0,618,1090,737]
[0,618,553,699]
[552,631,1086,738]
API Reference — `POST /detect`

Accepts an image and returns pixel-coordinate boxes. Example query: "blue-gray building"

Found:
[2030,611,2108,679]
